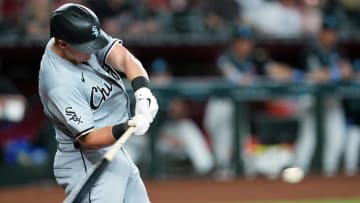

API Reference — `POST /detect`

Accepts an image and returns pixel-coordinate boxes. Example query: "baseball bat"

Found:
[63,126,136,203]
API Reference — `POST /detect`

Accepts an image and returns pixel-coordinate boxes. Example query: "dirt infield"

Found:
[0,175,359,203]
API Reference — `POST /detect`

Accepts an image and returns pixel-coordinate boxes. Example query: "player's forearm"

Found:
[77,126,116,150]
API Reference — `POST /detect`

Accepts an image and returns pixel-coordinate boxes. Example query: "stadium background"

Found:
[1,0,360,202]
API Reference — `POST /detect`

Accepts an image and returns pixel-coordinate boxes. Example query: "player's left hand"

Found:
[128,114,150,136]
[134,87,158,122]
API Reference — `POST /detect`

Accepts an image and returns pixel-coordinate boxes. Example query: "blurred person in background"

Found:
[20,0,52,43]
[342,87,360,176]
[161,0,208,38]
[123,0,167,39]
[204,26,296,180]
[151,58,214,176]
[295,15,352,177]
[87,0,163,39]
[239,0,303,38]
[340,0,360,36]
[86,0,133,37]
[340,57,360,176]
[202,0,241,37]
[86,0,131,21]
[0,0,25,42]
[298,0,322,37]
[321,0,350,33]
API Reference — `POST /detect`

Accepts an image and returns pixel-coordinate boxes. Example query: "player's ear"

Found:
[57,39,68,49]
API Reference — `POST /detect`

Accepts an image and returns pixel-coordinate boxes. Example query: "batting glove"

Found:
[134,87,159,123]
[128,114,150,136]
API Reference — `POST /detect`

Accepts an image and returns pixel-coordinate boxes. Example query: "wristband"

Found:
[131,76,149,91]
[112,122,129,139]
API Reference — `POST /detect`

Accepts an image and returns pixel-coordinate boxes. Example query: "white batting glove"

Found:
[128,114,150,136]
[134,87,159,123]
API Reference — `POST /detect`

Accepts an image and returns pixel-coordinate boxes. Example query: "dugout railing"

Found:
[147,77,360,178]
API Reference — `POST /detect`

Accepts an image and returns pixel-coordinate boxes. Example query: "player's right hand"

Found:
[127,114,150,136]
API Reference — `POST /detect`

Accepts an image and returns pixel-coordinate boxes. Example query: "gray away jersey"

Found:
[39,36,131,143]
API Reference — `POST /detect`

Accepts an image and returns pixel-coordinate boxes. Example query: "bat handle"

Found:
[104,126,136,161]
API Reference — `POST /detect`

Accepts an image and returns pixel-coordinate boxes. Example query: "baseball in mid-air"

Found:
[281,167,304,184]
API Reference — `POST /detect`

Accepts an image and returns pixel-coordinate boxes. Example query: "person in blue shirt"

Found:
[204,26,297,180]
[296,15,352,177]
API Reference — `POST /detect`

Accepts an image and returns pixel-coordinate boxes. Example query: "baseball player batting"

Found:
[38,3,158,203]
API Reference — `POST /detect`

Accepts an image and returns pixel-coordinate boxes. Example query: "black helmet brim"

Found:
[69,30,108,54]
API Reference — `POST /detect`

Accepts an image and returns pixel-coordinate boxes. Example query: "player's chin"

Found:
[76,55,91,64]
[82,55,91,62]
